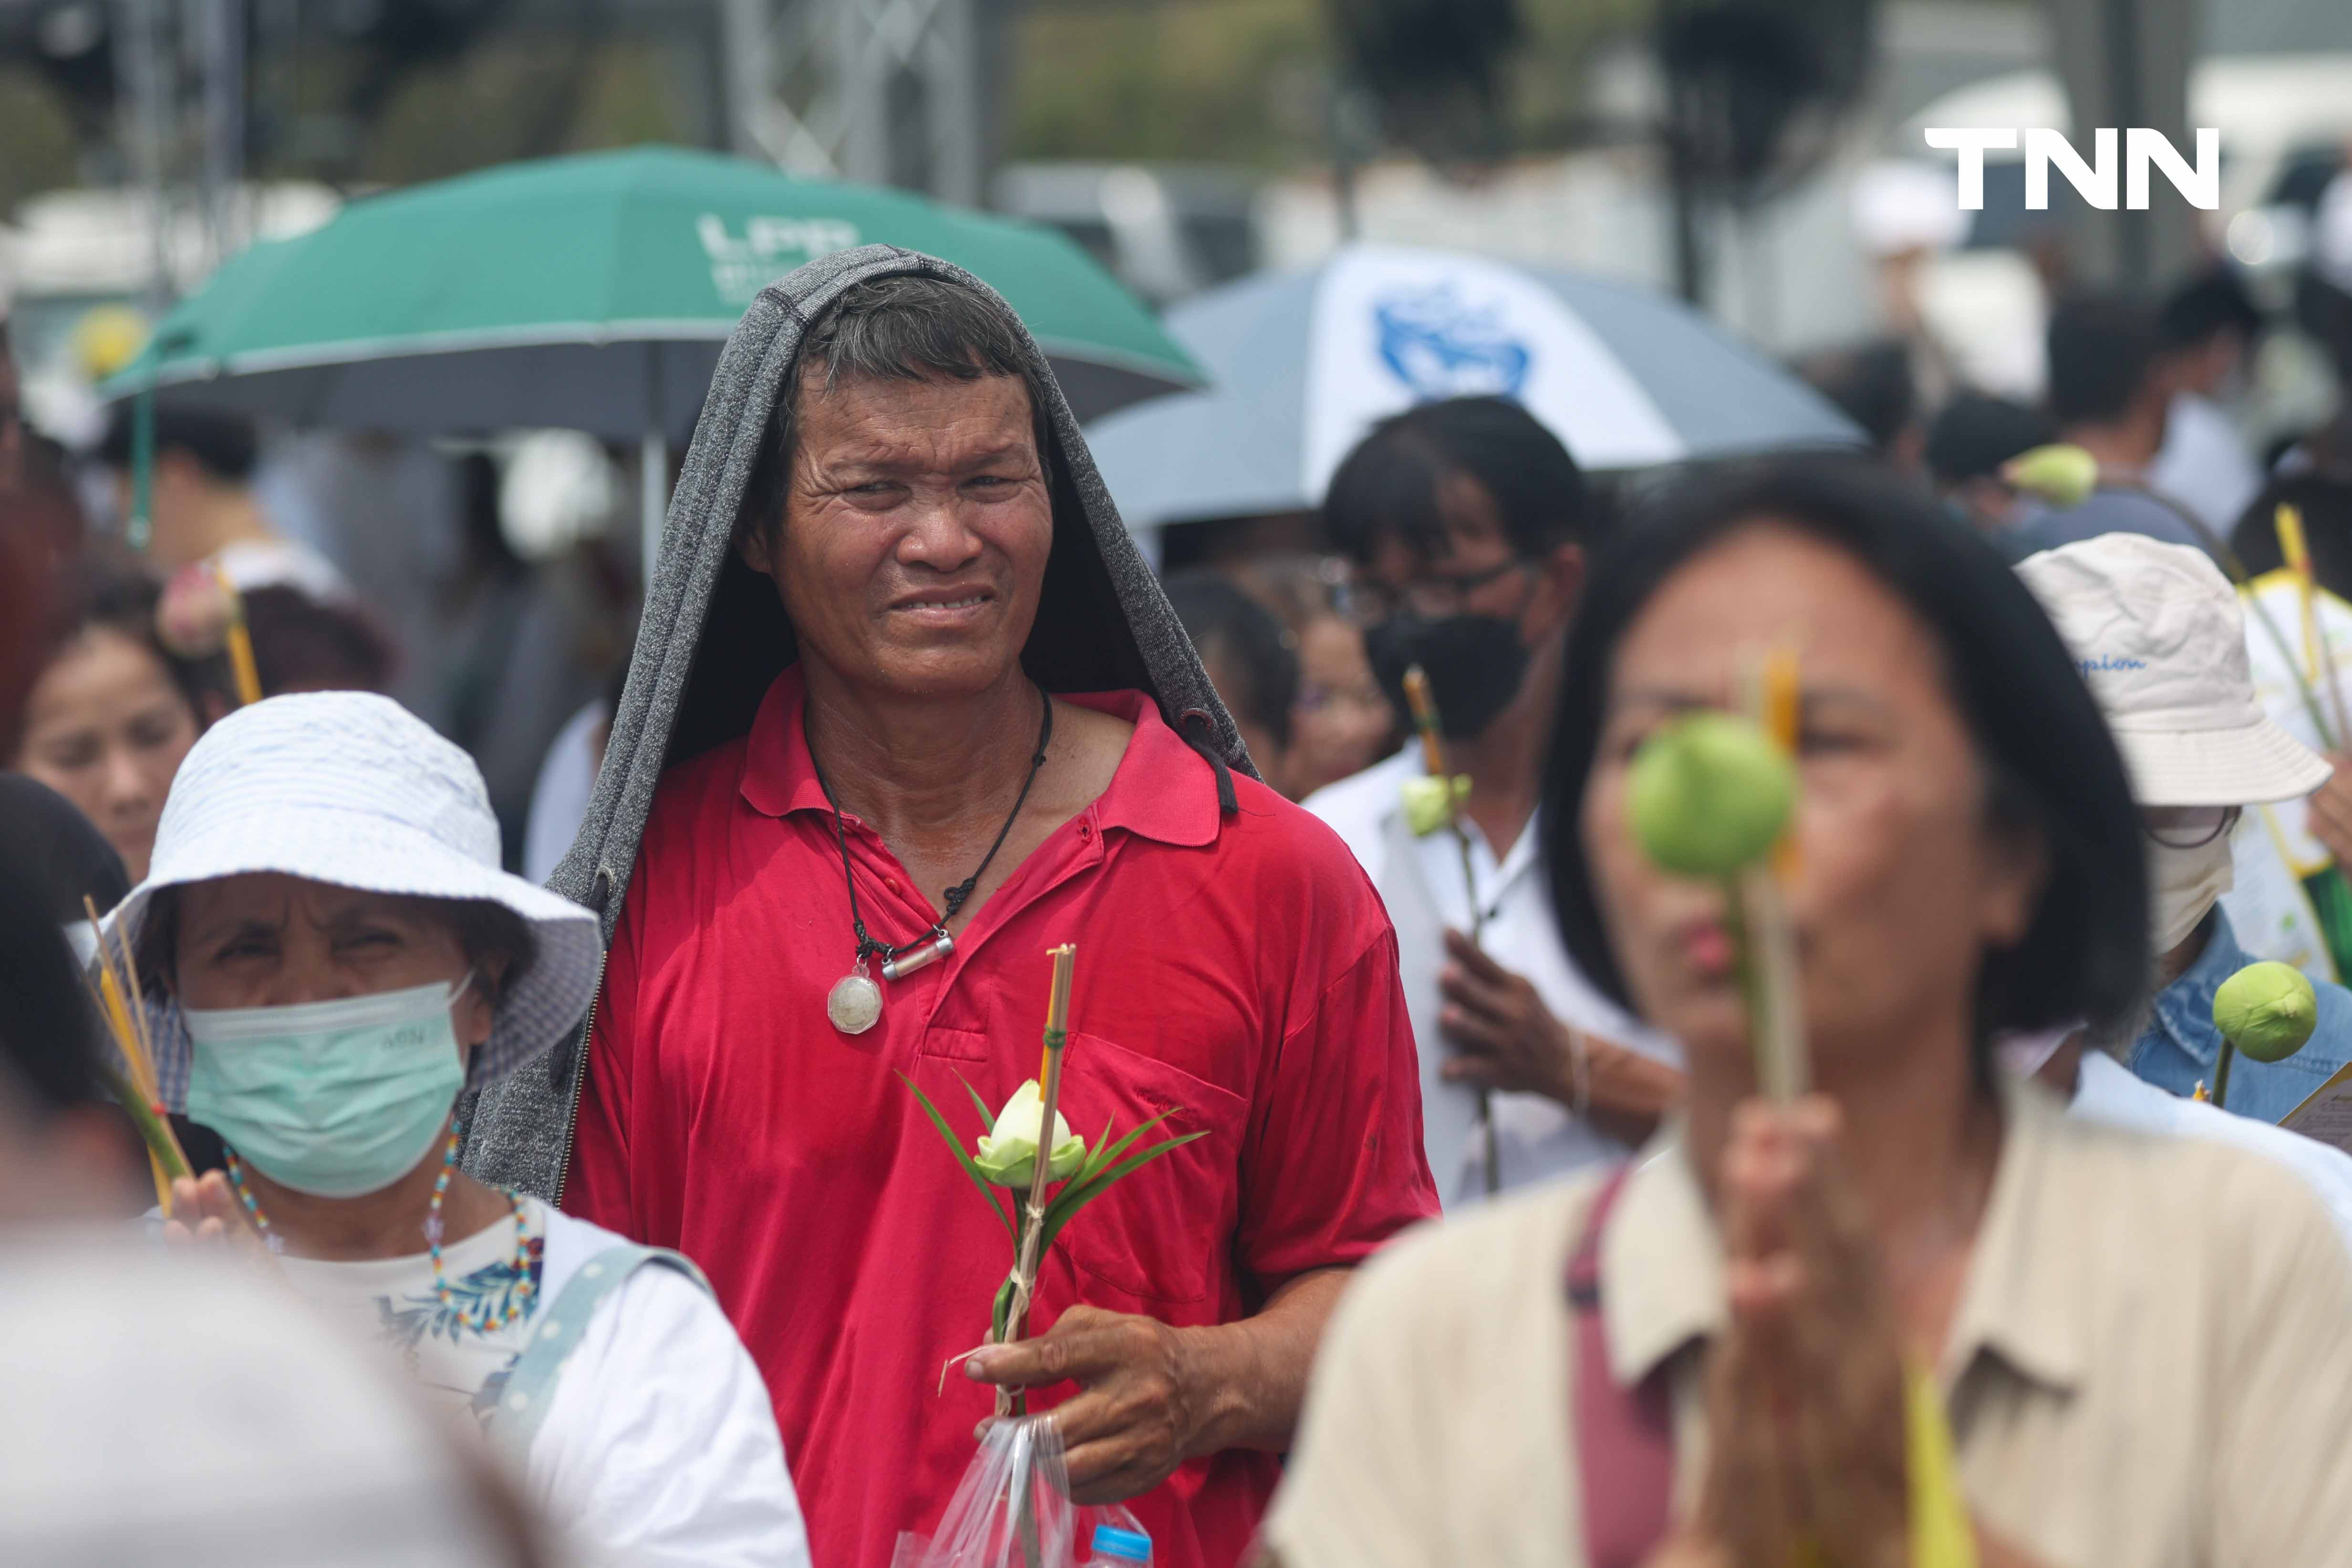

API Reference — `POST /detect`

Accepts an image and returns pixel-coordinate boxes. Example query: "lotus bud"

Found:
[155,565,234,658]
[2213,961,2319,1064]
[1400,774,1471,837]
[973,1079,1087,1189]
[2000,444,2099,509]
[1627,711,1795,879]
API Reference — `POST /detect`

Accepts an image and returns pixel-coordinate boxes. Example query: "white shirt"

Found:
[524,697,609,884]
[2149,390,2262,537]
[1304,747,1680,1206]
[2071,1049,2352,1253]
[279,1200,810,1568]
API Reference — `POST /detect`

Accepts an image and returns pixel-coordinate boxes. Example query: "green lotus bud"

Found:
[2212,961,2319,1064]
[973,1079,1088,1189]
[1400,774,1471,837]
[2000,444,2099,509]
[1627,712,1796,878]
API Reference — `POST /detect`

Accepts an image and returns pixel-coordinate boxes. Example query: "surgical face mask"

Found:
[184,975,473,1199]
[1363,612,1532,741]
[2147,834,2235,955]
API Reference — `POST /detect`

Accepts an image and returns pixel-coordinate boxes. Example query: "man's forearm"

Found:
[1173,1266,1352,1457]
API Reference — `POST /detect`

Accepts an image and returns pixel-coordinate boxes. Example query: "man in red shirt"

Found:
[466,247,1437,1568]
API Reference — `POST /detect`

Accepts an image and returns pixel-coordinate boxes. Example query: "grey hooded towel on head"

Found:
[463,244,1247,1200]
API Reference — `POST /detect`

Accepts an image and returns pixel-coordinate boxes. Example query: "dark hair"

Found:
[2295,270,2352,388]
[1924,395,2059,488]
[1162,568,1300,751]
[2046,291,2164,426]
[736,273,1055,548]
[0,820,106,1117]
[9,550,212,756]
[240,586,400,697]
[97,406,260,484]
[1323,396,1590,565]
[2229,471,2352,600]
[1541,456,2148,1066]
[0,774,129,924]
[2160,266,2263,351]
[1794,340,1918,457]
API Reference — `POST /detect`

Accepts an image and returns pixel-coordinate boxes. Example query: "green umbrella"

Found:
[110,145,1202,563]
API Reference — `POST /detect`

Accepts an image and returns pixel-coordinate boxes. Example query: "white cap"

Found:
[99,691,601,1112]
[2017,533,2332,806]
[1848,160,1969,260]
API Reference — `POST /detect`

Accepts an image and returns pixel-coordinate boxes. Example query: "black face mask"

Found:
[1363,611,1532,742]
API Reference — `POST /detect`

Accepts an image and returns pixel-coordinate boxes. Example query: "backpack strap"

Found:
[484,1242,712,1464]
[1566,1164,1676,1568]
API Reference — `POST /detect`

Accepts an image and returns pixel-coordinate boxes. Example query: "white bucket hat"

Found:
[2018,533,2333,806]
[98,691,601,1112]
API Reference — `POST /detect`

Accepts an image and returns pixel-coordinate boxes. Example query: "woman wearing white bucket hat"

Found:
[2018,533,2352,1124]
[103,691,810,1568]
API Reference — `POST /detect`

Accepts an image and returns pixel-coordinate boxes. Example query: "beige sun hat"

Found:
[2017,532,2334,807]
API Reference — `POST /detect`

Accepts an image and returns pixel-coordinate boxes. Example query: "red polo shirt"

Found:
[566,667,1437,1568]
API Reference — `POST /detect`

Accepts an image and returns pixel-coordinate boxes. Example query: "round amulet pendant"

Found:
[828,972,883,1035]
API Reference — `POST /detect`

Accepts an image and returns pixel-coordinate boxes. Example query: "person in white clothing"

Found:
[2000,1023,2352,1251]
[103,690,810,1568]
[1305,398,1681,1205]
[2148,267,2265,537]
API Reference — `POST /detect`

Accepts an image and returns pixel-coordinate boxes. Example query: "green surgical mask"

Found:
[184,975,472,1199]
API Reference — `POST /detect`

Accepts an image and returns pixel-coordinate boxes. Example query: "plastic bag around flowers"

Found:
[891,1417,1080,1568]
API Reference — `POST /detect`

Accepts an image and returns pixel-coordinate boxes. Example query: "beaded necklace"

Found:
[223,1124,537,1334]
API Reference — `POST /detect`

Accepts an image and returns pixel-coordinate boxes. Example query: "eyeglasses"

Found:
[2141,805,2240,849]
[1343,559,1532,625]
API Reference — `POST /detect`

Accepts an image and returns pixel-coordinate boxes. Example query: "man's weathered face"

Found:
[743,369,1051,700]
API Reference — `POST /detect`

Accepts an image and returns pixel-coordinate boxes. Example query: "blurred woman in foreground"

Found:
[10,554,207,880]
[1267,460,2352,1566]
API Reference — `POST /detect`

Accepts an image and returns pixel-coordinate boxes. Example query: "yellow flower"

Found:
[973,1079,1088,1189]
[1399,774,1471,837]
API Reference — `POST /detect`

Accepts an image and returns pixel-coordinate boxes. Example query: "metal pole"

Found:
[721,0,773,158]
[205,0,245,265]
[929,0,982,209]
[119,0,174,315]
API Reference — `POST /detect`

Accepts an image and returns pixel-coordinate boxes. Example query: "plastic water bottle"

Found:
[1082,1518,1152,1568]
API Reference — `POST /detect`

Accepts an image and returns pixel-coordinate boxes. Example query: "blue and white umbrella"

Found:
[1087,244,1863,531]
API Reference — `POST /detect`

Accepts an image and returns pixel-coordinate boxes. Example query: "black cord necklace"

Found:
[809,683,1054,1035]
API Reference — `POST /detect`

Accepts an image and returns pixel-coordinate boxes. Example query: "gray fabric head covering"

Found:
[464,244,1242,1198]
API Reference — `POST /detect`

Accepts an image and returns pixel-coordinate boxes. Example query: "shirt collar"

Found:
[2147,907,2250,1071]
[739,666,1221,848]
[1597,1079,2084,1396]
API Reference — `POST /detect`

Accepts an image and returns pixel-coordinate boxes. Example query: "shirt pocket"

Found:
[1049,1031,1248,1307]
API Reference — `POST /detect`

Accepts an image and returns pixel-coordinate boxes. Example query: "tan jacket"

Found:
[1268,1083,2352,1568]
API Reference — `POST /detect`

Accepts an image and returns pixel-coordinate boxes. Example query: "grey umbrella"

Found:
[1086,244,1863,531]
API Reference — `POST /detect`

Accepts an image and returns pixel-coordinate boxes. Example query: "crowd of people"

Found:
[10,180,2352,1568]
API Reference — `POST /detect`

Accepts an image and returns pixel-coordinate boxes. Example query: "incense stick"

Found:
[1401,665,1501,1196]
[2279,506,2352,749]
[1739,649,1810,1102]
[997,944,1077,1419]
[213,563,263,708]
[83,896,192,1204]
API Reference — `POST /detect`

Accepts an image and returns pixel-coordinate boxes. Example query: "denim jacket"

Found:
[2127,908,2352,1123]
